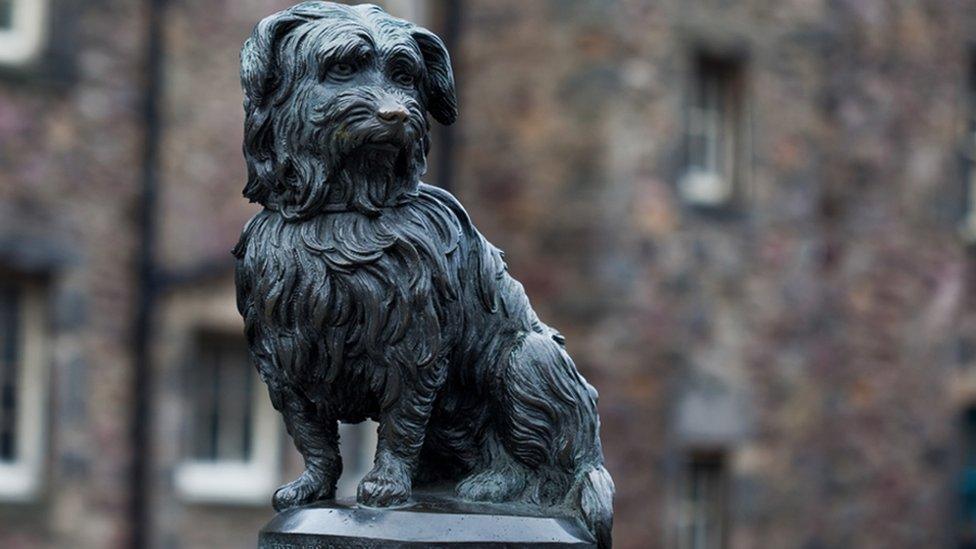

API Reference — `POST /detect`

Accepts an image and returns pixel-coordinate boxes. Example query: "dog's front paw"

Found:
[273,469,335,512]
[357,454,411,507]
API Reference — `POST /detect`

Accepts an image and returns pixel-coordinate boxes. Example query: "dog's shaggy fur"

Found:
[233,3,613,546]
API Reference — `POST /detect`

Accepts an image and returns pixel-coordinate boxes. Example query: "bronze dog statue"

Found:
[234,2,614,546]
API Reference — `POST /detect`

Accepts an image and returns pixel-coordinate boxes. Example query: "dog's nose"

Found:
[376,106,409,125]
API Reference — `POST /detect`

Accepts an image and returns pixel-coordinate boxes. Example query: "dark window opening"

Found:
[678,450,728,549]
[0,280,18,462]
[186,331,254,462]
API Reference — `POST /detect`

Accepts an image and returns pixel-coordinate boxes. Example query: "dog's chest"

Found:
[251,197,465,387]
[306,203,467,407]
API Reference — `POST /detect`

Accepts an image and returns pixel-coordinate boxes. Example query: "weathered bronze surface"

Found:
[234,3,614,547]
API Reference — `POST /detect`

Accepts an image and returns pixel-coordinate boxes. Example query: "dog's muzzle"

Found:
[312,92,424,153]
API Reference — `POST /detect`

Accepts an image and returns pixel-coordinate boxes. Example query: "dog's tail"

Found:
[575,464,614,549]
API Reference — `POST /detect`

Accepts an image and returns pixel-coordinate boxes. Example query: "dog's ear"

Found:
[240,9,310,204]
[412,27,458,126]
[241,8,313,109]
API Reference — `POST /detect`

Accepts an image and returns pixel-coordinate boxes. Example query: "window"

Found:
[0,0,48,66]
[174,330,281,504]
[676,451,728,549]
[679,53,746,207]
[186,332,255,462]
[0,278,46,500]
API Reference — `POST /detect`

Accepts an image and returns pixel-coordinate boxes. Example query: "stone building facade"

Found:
[1,0,976,548]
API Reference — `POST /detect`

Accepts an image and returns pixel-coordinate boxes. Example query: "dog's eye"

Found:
[393,73,416,87]
[327,63,356,80]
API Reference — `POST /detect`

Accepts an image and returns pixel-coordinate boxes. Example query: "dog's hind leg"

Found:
[267,384,341,512]
[490,330,613,546]
[482,331,603,505]
[456,430,530,503]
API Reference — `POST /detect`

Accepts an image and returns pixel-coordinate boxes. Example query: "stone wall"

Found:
[452,1,976,547]
[0,0,145,546]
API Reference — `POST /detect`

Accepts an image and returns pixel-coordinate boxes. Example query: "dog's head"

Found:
[240,2,457,219]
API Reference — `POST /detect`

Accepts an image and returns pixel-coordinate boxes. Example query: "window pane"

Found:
[187,332,253,462]
[0,0,12,31]
[686,55,741,182]
[0,282,19,462]
[701,72,722,174]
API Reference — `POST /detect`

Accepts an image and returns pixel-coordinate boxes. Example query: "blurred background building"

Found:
[1,0,976,547]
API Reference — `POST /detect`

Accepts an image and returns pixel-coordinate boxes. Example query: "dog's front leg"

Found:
[357,362,446,507]
[269,386,341,511]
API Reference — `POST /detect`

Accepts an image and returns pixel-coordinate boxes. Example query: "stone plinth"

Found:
[258,491,596,548]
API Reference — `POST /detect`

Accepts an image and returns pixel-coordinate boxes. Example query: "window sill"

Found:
[678,170,733,207]
[174,461,277,506]
[0,462,42,502]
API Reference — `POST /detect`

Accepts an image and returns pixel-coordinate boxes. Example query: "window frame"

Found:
[679,52,748,209]
[0,279,47,501]
[173,327,281,506]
